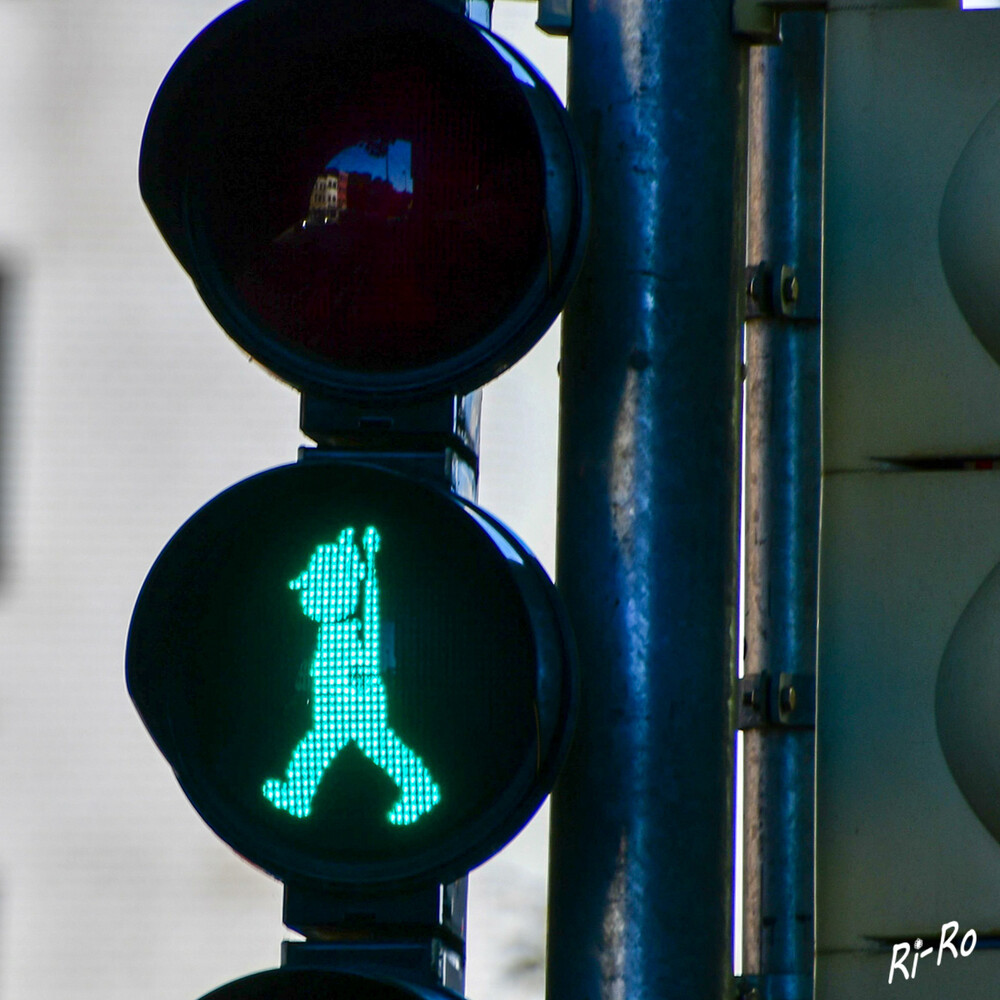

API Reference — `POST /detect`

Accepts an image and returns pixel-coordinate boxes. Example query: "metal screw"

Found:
[779,684,797,714]
[781,272,799,305]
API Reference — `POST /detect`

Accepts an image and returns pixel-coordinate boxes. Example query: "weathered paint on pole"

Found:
[546,0,748,996]
[741,12,824,1000]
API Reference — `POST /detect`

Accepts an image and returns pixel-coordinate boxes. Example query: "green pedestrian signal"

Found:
[126,462,575,893]
[262,527,442,825]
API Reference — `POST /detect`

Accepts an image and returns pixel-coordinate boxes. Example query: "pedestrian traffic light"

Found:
[130,0,584,996]
[138,0,586,400]
[817,7,1000,995]
[127,460,575,892]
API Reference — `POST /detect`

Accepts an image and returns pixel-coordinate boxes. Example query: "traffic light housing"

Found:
[130,0,585,996]
[138,0,586,401]
[127,461,574,893]
[818,8,1000,995]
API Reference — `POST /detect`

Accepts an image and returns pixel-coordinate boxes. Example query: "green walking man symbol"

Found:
[262,526,441,825]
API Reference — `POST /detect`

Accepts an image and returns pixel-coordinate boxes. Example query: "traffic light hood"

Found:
[139,0,588,401]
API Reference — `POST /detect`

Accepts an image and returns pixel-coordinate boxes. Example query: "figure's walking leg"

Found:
[360,726,441,826]
[263,728,345,818]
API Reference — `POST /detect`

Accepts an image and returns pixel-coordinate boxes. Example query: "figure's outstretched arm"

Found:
[361,526,381,666]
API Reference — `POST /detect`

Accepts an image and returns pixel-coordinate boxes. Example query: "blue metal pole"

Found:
[741,13,824,1000]
[546,0,748,996]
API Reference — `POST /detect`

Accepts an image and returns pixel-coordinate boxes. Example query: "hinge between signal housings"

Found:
[738,671,815,729]
[281,879,468,994]
[298,390,481,498]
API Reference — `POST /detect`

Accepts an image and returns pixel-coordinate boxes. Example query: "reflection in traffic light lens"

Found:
[204,28,546,374]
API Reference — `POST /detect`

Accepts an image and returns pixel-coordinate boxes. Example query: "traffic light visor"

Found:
[140,0,587,398]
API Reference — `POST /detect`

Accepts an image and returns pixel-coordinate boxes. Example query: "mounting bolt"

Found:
[779,683,797,714]
[781,271,799,306]
[746,262,800,318]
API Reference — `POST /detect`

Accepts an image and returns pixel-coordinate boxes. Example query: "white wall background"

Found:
[0,2,566,998]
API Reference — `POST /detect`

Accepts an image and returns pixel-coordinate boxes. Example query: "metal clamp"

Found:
[537,0,572,35]
[745,262,801,319]
[736,972,813,1000]
[738,671,815,729]
[499,0,571,35]
[733,0,824,44]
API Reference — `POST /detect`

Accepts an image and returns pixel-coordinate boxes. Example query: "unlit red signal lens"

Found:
[140,0,587,398]
[217,42,546,373]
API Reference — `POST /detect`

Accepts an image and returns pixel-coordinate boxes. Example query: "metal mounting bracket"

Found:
[738,671,815,729]
[733,0,824,44]
[746,262,799,319]
[745,260,820,322]
[502,0,572,36]
[282,879,468,994]
[737,972,813,1000]
[538,0,572,35]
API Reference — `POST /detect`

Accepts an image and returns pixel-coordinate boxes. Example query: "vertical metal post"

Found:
[546,0,748,997]
[741,13,824,1000]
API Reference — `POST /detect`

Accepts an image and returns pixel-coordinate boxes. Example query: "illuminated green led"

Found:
[263,526,441,825]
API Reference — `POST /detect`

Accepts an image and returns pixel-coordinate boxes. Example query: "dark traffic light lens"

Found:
[140,0,587,398]
[126,463,575,891]
[212,33,545,374]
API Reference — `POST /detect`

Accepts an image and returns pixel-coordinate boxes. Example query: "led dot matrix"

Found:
[263,526,441,825]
